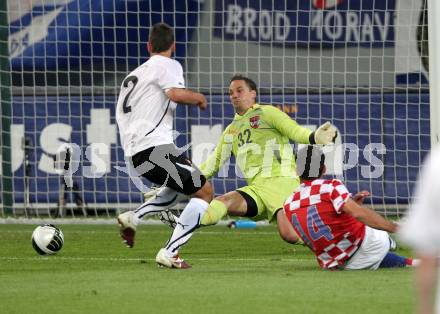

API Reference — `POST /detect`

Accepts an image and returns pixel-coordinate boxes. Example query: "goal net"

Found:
[0,0,430,219]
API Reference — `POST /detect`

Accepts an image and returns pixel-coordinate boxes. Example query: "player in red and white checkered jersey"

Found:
[284,178,365,268]
[278,145,416,270]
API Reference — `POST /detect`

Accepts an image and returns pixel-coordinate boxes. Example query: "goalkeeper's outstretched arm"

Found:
[264,105,337,145]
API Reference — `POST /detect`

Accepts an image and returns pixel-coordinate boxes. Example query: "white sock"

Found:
[164,198,209,257]
[133,187,179,224]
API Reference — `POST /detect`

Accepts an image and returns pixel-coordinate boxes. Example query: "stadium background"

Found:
[1,0,430,216]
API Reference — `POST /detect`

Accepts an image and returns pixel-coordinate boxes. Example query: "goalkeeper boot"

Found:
[155,248,191,269]
[158,210,179,229]
[143,186,161,202]
[117,211,137,248]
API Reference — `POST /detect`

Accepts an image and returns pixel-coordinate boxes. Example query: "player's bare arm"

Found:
[342,198,398,233]
[276,209,301,244]
[166,88,207,109]
[352,190,370,205]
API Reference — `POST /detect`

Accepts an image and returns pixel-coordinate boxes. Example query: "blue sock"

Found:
[379,252,410,268]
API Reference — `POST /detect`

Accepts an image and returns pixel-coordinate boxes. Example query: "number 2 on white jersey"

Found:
[121,75,138,114]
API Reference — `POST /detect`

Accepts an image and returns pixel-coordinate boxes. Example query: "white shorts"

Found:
[344,226,391,270]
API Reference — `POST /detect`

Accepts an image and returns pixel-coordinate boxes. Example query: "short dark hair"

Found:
[230,74,258,95]
[149,23,174,53]
[296,145,326,180]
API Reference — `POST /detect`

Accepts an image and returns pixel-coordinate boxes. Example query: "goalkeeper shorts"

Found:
[236,176,300,222]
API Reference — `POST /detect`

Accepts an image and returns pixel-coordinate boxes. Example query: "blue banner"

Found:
[213,0,395,47]
[9,0,201,71]
[7,92,430,206]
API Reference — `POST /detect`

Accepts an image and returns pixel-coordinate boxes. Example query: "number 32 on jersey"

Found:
[237,129,252,147]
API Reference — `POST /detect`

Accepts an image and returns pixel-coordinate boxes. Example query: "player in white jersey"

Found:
[400,145,440,314]
[116,23,213,268]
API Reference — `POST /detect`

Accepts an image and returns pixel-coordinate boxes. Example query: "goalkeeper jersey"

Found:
[200,104,312,184]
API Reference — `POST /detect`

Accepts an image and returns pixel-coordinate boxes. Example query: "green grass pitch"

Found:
[0,224,415,314]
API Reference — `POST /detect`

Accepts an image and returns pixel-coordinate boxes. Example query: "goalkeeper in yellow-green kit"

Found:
[155,74,337,268]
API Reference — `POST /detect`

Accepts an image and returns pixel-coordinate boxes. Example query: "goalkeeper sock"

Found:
[200,200,228,226]
[164,198,209,255]
[133,187,179,223]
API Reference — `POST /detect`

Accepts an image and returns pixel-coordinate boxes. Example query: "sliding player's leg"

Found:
[156,180,296,268]
[378,252,416,268]
[200,188,261,225]
[156,187,261,269]
[198,175,296,229]
[248,176,304,245]
[345,226,417,270]
[200,176,300,228]
[155,176,303,267]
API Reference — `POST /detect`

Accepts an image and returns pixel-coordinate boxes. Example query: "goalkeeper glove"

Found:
[309,121,337,145]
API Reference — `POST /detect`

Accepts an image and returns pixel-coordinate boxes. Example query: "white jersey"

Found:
[399,145,440,314]
[400,145,440,253]
[116,55,185,156]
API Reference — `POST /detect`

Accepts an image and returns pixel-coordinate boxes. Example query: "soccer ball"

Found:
[31,224,64,255]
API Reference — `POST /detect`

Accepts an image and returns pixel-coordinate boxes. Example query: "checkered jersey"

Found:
[284,179,366,269]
